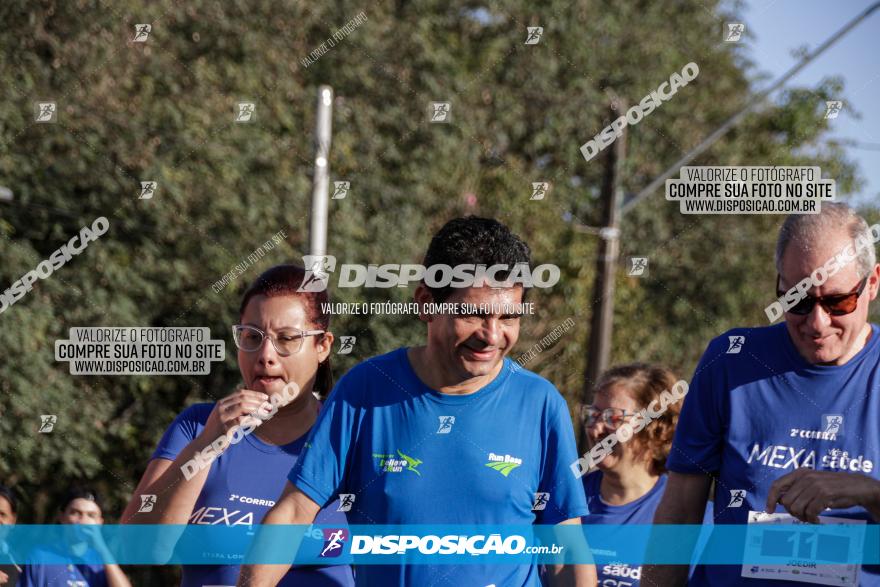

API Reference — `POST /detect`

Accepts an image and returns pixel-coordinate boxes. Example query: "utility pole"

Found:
[576,2,880,437]
[309,86,333,257]
[581,99,627,449]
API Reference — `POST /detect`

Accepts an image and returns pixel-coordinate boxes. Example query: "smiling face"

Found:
[237,294,332,401]
[586,384,647,472]
[780,230,879,365]
[419,284,522,383]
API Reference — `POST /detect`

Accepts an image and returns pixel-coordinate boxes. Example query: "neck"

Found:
[407,346,503,395]
[599,465,659,506]
[255,389,319,445]
[841,323,873,364]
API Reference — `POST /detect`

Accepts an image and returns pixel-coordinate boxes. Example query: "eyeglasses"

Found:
[232,325,324,357]
[776,275,868,316]
[582,405,635,430]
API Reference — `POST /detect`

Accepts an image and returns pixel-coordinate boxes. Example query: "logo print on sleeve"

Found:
[484,452,523,477]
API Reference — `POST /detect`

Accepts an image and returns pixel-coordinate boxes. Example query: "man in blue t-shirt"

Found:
[239,217,592,586]
[643,203,880,586]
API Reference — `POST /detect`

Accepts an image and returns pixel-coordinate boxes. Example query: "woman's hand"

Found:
[202,388,270,441]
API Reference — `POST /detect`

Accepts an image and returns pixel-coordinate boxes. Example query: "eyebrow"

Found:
[242,323,303,331]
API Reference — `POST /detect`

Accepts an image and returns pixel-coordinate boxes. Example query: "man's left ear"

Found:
[414,283,434,323]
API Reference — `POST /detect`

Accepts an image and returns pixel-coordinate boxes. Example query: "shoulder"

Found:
[704,324,783,356]
[694,324,787,382]
[506,360,567,407]
[173,402,214,426]
[333,348,408,391]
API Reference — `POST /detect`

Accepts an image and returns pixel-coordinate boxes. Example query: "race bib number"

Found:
[741,510,866,585]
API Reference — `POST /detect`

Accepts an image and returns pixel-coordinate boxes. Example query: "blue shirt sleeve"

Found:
[151,404,212,461]
[288,371,359,509]
[666,337,727,475]
[535,389,590,524]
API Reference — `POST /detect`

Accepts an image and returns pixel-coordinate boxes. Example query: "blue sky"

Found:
[741,0,880,208]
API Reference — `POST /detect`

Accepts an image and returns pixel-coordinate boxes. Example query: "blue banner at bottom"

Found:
[1,523,877,565]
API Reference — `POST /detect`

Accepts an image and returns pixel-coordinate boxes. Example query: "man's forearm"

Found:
[641,506,697,586]
[641,563,690,586]
[237,484,319,587]
[867,481,880,522]
[237,504,296,587]
[237,563,291,587]
[641,473,711,587]
[104,563,132,587]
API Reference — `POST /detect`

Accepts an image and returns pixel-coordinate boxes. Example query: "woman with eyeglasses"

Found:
[123,264,354,587]
[580,363,710,587]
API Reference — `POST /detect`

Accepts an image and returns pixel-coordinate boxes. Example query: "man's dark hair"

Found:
[0,484,16,514]
[59,487,103,513]
[422,216,531,303]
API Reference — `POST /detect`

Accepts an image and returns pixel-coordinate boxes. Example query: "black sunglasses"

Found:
[775,275,867,316]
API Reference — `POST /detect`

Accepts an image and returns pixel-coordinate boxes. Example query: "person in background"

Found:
[578,363,711,587]
[18,487,132,587]
[644,202,880,586]
[0,484,20,585]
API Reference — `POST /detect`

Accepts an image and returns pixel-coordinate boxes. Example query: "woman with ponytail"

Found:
[123,264,353,586]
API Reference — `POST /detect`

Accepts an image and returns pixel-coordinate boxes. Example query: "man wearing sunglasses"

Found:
[644,202,880,587]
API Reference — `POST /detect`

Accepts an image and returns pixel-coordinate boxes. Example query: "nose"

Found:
[255,335,280,365]
[586,416,607,433]
[804,300,832,332]
[477,317,502,347]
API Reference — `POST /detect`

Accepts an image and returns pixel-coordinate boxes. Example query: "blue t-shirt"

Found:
[668,323,880,586]
[582,472,712,587]
[152,403,354,587]
[17,546,107,587]
[289,347,589,587]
